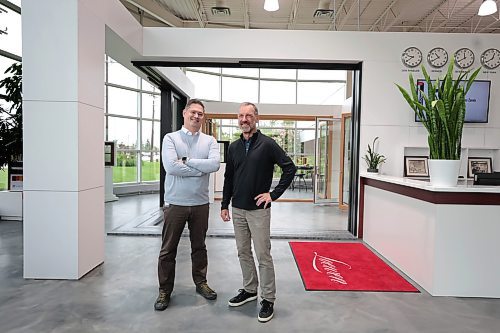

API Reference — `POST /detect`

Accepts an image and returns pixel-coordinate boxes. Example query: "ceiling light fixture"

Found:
[264,0,279,12]
[478,0,498,16]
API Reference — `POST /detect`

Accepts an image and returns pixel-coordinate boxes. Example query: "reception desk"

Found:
[359,173,500,297]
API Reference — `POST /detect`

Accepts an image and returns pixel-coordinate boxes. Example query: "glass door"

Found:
[314,118,342,204]
[339,113,352,209]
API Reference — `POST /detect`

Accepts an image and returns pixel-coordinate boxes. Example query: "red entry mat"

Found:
[289,242,419,292]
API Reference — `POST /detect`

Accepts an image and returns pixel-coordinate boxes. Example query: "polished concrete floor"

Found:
[1,195,499,332]
[108,194,351,239]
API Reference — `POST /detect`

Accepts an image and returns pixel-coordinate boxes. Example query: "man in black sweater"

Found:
[221,102,296,323]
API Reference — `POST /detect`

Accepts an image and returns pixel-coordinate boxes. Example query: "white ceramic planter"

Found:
[428,159,461,187]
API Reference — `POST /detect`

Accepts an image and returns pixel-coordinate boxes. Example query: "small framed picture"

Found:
[467,157,492,178]
[404,156,429,177]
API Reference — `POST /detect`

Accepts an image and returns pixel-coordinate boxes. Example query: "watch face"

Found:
[427,47,448,68]
[480,48,500,70]
[401,47,423,68]
[454,48,475,69]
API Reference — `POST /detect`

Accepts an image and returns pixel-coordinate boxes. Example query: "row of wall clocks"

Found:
[401,47,500,70]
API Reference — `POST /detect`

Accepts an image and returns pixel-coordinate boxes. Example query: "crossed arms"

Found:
[162,134,220,177]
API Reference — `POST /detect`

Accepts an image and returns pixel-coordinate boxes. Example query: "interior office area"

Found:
[1,0,500,332]
[103,59,354,237]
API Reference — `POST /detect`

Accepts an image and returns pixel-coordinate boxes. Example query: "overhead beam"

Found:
[430,0,476,32]
[328,0,349,31]
[427,1,458,31]
[338,0,375,30]
[478,16,500,33]
[383,1,434,32]
[287,0,300,30]
[406,0,449,32]
[368,0,400,31]
[121,0,182,27]
[243,0,250,29]
[190,0,207,28]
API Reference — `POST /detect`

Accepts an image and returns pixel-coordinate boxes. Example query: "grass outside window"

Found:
[0,168,7,190]
[113,161,160,183]
[141,160,160,182]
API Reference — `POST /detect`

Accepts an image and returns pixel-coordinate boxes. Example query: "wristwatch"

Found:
[181,157,188,164]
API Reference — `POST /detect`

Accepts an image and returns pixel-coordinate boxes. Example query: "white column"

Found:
[22,0,105,279]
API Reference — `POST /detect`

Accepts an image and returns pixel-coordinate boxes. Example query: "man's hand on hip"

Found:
[255,192,272,209]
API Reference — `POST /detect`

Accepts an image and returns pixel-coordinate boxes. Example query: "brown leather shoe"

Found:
[196,282,217,300]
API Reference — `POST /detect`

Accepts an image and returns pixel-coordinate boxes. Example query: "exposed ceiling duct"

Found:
[211,0,230,16]
[122,0,500,34]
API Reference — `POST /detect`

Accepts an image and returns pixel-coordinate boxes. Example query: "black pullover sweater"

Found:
[222,130,297,211]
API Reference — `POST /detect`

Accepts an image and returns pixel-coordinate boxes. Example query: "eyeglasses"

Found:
[188,110,204,118]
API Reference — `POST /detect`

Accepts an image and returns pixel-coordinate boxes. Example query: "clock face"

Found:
[427,47,448,68]
[454,48,475,69]
[480,48,500,70]
[401,47,423,68]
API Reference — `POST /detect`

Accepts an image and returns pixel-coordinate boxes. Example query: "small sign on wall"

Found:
[8,161,23,191]
[105,141,116,167]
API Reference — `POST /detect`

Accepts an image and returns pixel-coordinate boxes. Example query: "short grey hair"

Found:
[185,99,205,112]
[240,102,258,115]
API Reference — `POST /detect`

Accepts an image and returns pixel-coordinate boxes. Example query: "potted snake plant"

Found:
[396,58,480,186]
[363,137,386,173]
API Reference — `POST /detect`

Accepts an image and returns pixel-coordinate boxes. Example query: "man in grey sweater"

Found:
[154,99,220,311]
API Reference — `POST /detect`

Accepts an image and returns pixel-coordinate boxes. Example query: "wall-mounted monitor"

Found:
[416,80,491,123]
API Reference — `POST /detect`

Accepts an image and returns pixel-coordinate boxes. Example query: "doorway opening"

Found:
[131,61,362,238]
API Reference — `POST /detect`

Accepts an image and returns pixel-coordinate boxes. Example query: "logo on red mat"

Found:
[312,252,352,285]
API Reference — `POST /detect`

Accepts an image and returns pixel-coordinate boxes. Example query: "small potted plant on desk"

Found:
[363,137,386,173]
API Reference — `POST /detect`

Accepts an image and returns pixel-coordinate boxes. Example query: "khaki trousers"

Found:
[157,204,209,293]
[232,207,275,303]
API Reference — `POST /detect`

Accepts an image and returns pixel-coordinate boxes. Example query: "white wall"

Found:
[141,28,500,177]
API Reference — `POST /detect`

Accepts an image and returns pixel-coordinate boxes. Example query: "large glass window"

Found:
[141,152,160,182]
[141,120,160,151]
[0,55,16,111]
[142,93,160,120]
[107,58,139,89]
[0,1,21,190]
[185,71,220,101]
[105,56,161,184]
[107,86,138,117]
[113,151,138,183]
[297,82,346,105]
[298,69,346,81]
[260,80,296,104]
[222,77,258,103]
[260,68,296,80]
[141,79,157,93]
[222,68,259,78]
[0,168,7,191]
[185,67,347,105]
[213,118,316,179]
[0,4,22,56]
[107,117,138,149]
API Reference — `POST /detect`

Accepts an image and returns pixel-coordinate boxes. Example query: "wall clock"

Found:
[454,48,475,69]
[427,47,448,68]
[401,47,422,68]
[480,48,500,70]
